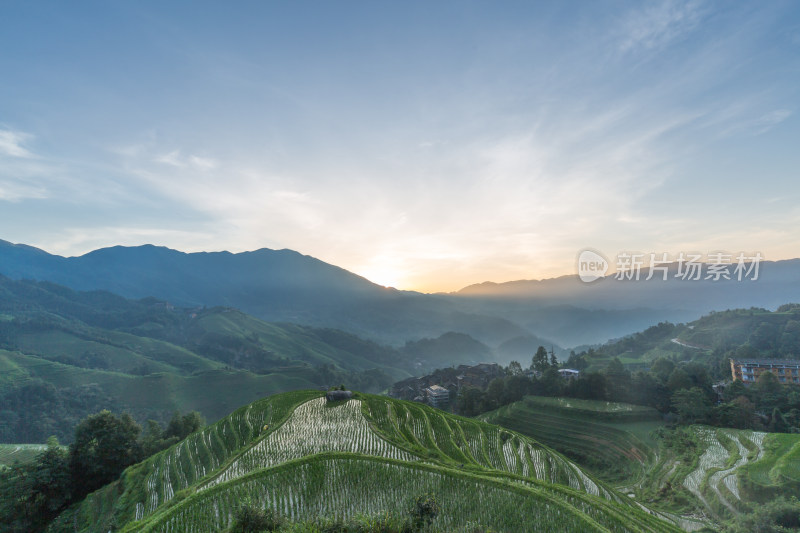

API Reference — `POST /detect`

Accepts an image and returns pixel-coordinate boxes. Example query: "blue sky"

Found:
[1,1,799,291]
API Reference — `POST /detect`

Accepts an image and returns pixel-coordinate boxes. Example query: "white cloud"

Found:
[0,129,34,158]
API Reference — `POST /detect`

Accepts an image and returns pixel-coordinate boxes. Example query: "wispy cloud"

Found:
[750,109,793,135]
[618,0,706,54]
[38,226,220,257]
[0,128,35,158]
[155,150,218,170]
[0,179,48,202]
[712,107,794,137]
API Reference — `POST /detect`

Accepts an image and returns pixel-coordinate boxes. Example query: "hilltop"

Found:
[50,390,681,532]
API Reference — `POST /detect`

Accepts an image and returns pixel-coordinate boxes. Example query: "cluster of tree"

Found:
[692,305,800,357]
[0,409,203,533]
[565,345,800,431]
[456,347,800,432]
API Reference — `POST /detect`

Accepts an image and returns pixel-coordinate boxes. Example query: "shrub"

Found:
[228,502,284,532]
[410,494,440,528]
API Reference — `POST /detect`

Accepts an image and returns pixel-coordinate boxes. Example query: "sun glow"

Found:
[357,265,406,289]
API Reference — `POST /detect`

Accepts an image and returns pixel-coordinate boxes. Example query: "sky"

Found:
[1,1,799,292]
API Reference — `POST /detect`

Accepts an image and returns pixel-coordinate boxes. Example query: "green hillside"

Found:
[0,277,420,443]
[481,394,800,529]
[481,396,662,485]
[53,391,682,533]
[575,306,800,374]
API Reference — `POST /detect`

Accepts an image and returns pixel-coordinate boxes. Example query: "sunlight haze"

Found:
[1,1,799,291]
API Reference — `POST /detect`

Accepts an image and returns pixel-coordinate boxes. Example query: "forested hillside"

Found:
[0,276,416,443]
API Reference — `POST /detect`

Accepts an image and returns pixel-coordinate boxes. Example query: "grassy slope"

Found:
[57,391,681,533]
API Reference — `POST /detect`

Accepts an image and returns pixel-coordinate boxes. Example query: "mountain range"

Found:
[2,239,800,347]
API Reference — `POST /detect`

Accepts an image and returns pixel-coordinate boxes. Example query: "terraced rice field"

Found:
[628,425,768,522]
[737,431,800,503]
[127,454,680,533]
[0,443,48,467]
[202,397,416,488]
[362,395,608,497]
[679,428,767,517]
[70,389,321,528]
[476,395,797,528]
[65,391,683,533]
[480,396,660,486]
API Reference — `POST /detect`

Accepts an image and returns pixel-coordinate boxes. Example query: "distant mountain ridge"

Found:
[0,240,532,347]
[455,259,800,309]
[448,259,800,345]
[3,239,799,347]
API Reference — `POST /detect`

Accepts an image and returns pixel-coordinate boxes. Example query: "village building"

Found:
[325,389,353,402]
[558,368,580,380]
[424,385,450,408]
[729,358,800,385]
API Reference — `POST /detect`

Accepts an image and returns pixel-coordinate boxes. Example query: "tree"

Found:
[723,379,749,403]
[457,386,486,417]
[667,367,692,392]
[650,358,675,382]
[0,437,71,533]
[505,375,531,404]
[69,410,142,500]
[549,348,558,368]
[769,408,789,433]
[631,371,670,411]
[539,367,563,397]
[604,358,631,402]
[753,372,786,413]
[532,346,549,373]
[164,411,205,441]
[486,378,506,409]
[507,360,523,376]
[731,396,757,429]
[672,387,712,424]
